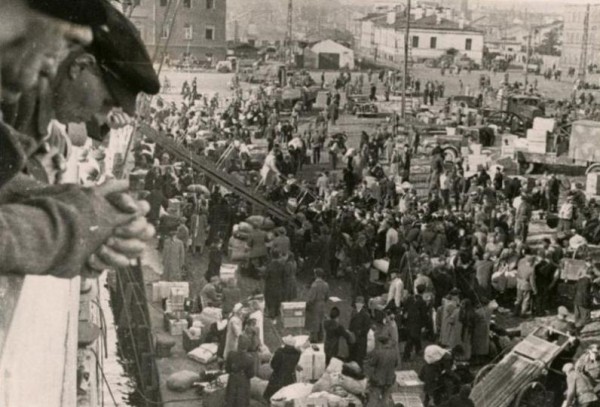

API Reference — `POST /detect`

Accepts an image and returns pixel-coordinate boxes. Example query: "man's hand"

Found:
[86,179,155,273]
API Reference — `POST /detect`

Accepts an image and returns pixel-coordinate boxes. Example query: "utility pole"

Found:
[286,0,293,65]
[524,25,531,88]
[579,4,591,82]
[401,0,411,119]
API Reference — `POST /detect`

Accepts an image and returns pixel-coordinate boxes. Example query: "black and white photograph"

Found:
[2,0,600,406]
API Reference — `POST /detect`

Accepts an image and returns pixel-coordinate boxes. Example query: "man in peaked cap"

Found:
[0,0,155,277]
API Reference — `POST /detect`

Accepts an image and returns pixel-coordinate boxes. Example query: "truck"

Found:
[484,94,545,136]
[514,120,600,175]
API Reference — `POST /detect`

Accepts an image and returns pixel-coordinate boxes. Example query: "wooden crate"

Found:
[168,319,187,336]
[391,393,424,407]
[395,370,425,401]
[281,302,306,328]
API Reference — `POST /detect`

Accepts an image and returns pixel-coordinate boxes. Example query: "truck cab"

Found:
[506,95,545,126]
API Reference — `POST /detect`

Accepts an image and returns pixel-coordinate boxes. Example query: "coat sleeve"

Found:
[0,184,123,277]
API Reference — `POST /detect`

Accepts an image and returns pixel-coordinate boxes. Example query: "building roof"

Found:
[311,39,354,54]
[357,12,385,22]
[369,13,483,34]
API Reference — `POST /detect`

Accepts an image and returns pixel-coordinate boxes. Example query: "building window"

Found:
[183,0,191,8]
[184,23,193,40]
[161,25,169,39]
[205,26,214,40]
[465,38,472,50]
[160,0,167,6]
[412,36,419,48]
[206,0,214,9]
[430,37,437,49]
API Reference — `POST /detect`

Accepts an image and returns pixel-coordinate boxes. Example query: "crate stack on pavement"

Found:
[526,118,556,154]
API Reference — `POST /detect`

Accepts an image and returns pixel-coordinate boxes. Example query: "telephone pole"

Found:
[401,0,411,119]
[286,0,293,64]
[579,4,591,82]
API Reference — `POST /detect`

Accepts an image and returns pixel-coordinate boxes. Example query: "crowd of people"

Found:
[130,57,600,407]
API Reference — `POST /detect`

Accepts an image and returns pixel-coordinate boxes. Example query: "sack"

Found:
[341,362,364,380]
[199,307,222,326]
[270,383,314,404]
[166,370,200,392]
[424,345,449,364]
[312,372,338,393]
[258,345,272,363]
[339,374,368,395]
[257,363,273,380]
[250,378,268,400]
[366,329,375,354]
[326,358,344,374]
[188,343,218,364]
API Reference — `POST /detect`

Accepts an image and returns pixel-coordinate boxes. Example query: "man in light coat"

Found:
[305,268,330,342]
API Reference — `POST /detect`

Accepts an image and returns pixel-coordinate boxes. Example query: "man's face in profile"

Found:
[1,7,92,102]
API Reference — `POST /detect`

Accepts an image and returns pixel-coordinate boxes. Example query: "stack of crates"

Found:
[395,370,425,401]
[280,302,306,328]
[169,287,187,312]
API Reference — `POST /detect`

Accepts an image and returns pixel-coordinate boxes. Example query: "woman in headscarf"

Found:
[224,303,244,360]
[263,335,301,401]
[224,336,255,407]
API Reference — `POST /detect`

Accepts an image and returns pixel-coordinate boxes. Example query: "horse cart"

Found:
[471,326,572,407]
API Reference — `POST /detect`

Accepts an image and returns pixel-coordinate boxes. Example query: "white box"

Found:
[526,129,547,142]
[219,264,238,283]
[296,344,326,382]
[587,173,600,196]
[528,141,547,154]
[533,117,556,133]
[168,319,187,336]
[152,282,190,302]
[470,143,482,155]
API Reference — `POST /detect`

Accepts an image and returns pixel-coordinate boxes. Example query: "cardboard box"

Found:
[219,263,238,284]
[391,393,424,407]
[526,128,548,142]
[395,370,425,401]
[587,172,600,196]
[296,344,326,382]
[533,117,556,133]
[281,302,306,328]
[168,319,187,336]
[527,140,547,154]
[152,282,189,302]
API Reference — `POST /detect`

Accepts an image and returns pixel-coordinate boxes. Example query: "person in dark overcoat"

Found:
[263,336,302,401]
[402,284,429,361]
[349,296,372,367]
[224,336,255,407]
[324,306,354,365]
[264,250,286,319]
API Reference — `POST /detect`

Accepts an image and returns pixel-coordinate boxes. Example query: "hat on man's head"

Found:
[282,335,295,347]
[88,0,160,115]
[28,0,107,26]
[558,306,569,317]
